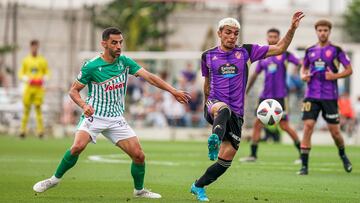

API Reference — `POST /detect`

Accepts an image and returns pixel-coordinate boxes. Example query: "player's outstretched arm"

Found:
[69,81,94,117]
[135,68,191,104]
[266,11,305,57]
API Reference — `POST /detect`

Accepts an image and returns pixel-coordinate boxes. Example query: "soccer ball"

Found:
[256,99,283,125]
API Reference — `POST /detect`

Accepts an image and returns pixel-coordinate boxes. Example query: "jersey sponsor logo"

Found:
[105,82,125,92]
[31,67,39,74]
[218,63,238,78]
[268,63,277,73]
[314,59,325,71]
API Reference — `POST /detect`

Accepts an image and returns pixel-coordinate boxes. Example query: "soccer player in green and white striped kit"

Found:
[33,27,190,198]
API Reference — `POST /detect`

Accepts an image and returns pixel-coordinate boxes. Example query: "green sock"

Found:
[54,149,79,178]
[131,162,145,190]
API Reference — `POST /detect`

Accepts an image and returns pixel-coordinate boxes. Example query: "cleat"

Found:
[297,166,308,175]
[133,188,161,198]
[33,177,59,193]
[294,159,302,165]
[239,156,257,163]
[190,183,209,202]
[38,133,44,139]
[19,133,26,139]
[208,134,220,161]
[341,155,352,173]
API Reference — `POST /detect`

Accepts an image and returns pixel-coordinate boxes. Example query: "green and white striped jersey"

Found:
[76,55,141,117]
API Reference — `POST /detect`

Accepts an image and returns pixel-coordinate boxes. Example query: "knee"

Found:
[70,143,87,155]
[279,122,288,130]
[330,128,341,138]
[132,150,145,163]
[304,122,314,132]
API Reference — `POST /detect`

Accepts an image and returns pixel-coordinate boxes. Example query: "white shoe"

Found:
[239,156,257,162]
[33,176,60,193]
[294,159,302,165]
[133,188,161,198]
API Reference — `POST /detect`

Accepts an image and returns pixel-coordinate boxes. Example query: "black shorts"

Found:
[204,100,243,150]
[301,98,339,124]
[257,98,288,120]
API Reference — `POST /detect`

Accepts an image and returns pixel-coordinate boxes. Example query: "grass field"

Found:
[0,135,359,203]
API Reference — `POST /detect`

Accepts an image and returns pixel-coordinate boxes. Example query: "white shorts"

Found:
[77,115,136,144]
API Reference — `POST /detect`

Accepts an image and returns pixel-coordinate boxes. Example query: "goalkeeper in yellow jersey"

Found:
[18,40,50,138]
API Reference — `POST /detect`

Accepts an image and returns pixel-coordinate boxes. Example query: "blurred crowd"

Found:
[125,64,207,128]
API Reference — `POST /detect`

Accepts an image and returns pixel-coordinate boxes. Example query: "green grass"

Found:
[0,135,359,203]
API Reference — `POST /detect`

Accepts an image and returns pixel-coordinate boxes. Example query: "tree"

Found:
[93,0,178,51]
[344,0,360,42]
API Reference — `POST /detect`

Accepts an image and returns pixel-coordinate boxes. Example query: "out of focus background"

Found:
[0,0,359,144]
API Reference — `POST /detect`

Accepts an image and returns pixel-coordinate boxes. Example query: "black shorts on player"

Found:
[204,101,243,150]
[301,98,339,124]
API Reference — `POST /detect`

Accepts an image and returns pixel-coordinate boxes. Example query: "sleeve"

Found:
[255,61,263,74]
[76,62,92,85]
[337,48,351,67]
[247,44,269,63]
[124,56,142,75]
[303,49,310,69]
[201,52,209,77]
[287,52,300,66]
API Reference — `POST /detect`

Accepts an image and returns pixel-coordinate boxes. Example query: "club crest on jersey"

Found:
[218,63,238,78]
[235,51,241,59]
[276,55,283,60]
[105,82,124,92]
[325,50,332,58]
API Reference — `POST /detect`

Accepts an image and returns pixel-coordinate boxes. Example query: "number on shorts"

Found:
[302,102,311,112]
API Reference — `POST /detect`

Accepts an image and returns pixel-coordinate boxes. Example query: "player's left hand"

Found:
[172,90,191,104]
[325,67,337,80]
[291,11,305,30]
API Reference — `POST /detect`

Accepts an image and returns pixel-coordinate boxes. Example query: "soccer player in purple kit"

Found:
[298,19,353,175]
[241,28,302,163]
[190,11,304,202]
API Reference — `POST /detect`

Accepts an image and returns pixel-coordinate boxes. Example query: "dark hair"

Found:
[102,27,122,41]
[314,19,332,30]
[267,28,280,35]
[30,39,39,46]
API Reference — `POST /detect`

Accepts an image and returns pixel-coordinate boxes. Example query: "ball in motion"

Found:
[256,99,283,125]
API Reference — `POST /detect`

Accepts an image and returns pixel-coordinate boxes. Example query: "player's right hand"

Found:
[290,11,305,30]
[172,90,191,104]
[82,104,95,117]
[301,72,311,82]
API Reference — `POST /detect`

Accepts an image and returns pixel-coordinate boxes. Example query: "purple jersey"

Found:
[201,44,269,116]
[255,51,300,99]
[303,43,351,100]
